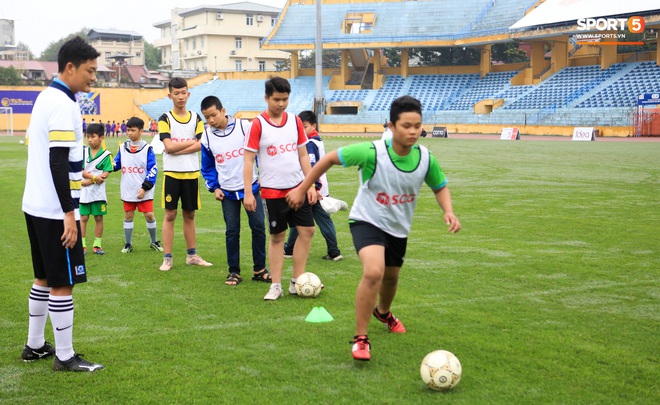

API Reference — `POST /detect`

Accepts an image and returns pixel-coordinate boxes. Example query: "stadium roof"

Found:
[88,29,143,40]
[510,0,660,30]
[177,2,281,17]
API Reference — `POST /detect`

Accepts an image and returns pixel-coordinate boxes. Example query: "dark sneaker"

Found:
[352,335,371,361]
[373,308,406,333]
[93,247,105,255]
[22,341,55,361]
[52,354,105,372]
[283,249,293,259]
[121,243,133,253]
[322,254,343,261]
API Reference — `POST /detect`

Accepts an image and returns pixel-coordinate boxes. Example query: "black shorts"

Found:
[25,213,87,287]
[263,197,314,234]
[163,175,200,211]
[350,220,408,267]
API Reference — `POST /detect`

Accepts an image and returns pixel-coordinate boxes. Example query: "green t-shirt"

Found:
[87,147,114,172]
[337,140,447,189]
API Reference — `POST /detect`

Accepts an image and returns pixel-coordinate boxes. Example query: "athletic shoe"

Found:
[264,284,283,301]
[186,254,212,266]
[52,353,105,372]
[283,249,293,259]
[159,257,173,272]
[21,341,55,362]
[121,243,133,254]
[83,247,87,255]
[150,241,164,252]
[288,281,297,295]
[373,308,406,333]
[93,247,105,255]
[322,254,343,261]
[352,335,371,361]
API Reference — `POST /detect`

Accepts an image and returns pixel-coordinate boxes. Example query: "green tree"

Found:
[410,47,480,66]
[491,43,529,64]
[144,42,161,70]
[0,66,21,85]
[383,48,401,67]
[39,29,89,61]
[299,50,342,69]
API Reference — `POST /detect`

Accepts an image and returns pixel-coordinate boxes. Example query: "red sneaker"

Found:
[352,335,371,361]
[372,308,406,333]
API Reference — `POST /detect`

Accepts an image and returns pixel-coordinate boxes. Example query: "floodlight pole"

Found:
[314,0,324,119]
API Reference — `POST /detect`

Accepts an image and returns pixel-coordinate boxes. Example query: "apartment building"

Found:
[153,2,288,72]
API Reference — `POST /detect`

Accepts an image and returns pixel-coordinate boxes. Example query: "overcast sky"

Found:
[1,0,288,56]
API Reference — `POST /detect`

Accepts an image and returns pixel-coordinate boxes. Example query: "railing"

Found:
[526,103,556,125]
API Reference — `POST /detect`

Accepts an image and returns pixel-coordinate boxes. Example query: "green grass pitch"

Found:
[0,134,658,404]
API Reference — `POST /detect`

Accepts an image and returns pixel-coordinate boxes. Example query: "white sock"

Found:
[273,282,282,289]
[49,295,74,361]
[27,284,50,349]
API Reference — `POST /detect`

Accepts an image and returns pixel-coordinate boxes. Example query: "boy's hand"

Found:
[214,189,225,201]
[444,213,461,234]
[286,187,306,210]
[307,186,317,205]
[82,179,93,187]
[137,189,146,199]
[244,194,256,212]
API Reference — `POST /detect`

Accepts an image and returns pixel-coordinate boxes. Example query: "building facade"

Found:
[88,29,145,67]
[153,2,288,72]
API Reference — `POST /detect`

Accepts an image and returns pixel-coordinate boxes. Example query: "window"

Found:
[344,12,376,34]
[246,15,254,25]
[105,52,111,60]
[271,17,276,27]
[259,61,266,71]
[235,60,242,71]
[201,36,205,48]
[235,37,242,49]
[136,52,141,57]
[186,39,189,50]
[192,38,196,50]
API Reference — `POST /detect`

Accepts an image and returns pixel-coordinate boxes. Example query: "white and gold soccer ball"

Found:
[420,350,462,391]
[294,272,323,298]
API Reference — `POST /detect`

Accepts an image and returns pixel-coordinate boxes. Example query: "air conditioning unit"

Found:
[197,50,201,55]
[248,58,253,62]
[230,50,237,55]
[216,12,224,20]
[256,15,264,22]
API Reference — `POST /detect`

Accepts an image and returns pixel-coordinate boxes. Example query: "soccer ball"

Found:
[420,350,462,391]
[294,272,322,298]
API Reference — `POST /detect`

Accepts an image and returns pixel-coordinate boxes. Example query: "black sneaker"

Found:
[21,341,55,361]
[283,249,293,259]
[322,254,344,261]
[52,354,105,372]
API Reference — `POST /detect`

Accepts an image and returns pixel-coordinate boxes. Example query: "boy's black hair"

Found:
[126,117,144,130]
[265,76,291,97]
[298,110,316,126]
[201,96,223,112]
[57,36,100,73]
[85,123,105,136]
[390,95,422,124]
[168,77,188,92]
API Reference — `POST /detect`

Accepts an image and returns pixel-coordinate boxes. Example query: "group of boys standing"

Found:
[20,36,461,373]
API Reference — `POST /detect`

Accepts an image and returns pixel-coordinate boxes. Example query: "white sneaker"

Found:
[288,281,297,295]
[159,257,173,271]
[186,254,212,266]
[264,284,283,301]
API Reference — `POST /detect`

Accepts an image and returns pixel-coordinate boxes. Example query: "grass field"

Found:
[0,134,658,404]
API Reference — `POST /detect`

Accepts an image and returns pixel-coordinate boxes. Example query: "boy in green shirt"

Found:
[287,96,461,361]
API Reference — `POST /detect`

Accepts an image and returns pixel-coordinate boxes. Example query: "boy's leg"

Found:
[312,204,341,258]
[221,199,242,274]
[162,209,177,254]
[144,211,161,248]
[182,210,196,250]
[268,231,286,283]
[355,245,386,336]
[246,196,267,273]
[92,215,105,254]
[284,228,299,255]
[80,215,89,250]
[292,225,314,279]
[376,266,401,315]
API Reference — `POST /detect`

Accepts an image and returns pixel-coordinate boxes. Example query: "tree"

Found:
[17,42,34,60]
[0,66,21,85]
[144,42,162,70]
[39,29,89,61]
[383,48,401,67]
[491,43,529,64]
[410,47,481,66]
[299,50,342,69]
